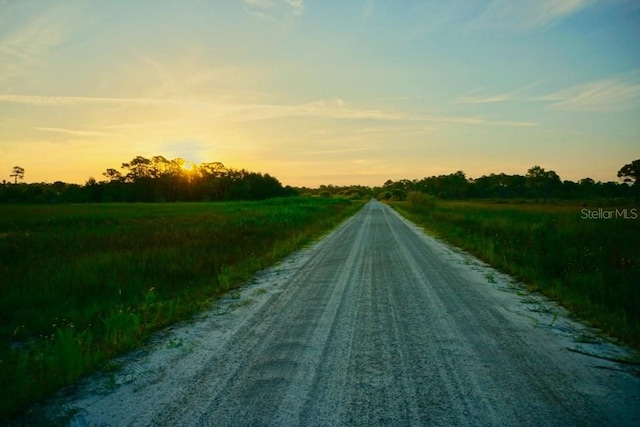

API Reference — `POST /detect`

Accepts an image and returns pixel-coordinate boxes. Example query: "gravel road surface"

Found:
[25,200,640,426]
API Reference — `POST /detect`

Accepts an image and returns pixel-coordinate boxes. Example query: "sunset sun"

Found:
[181,162,196,173]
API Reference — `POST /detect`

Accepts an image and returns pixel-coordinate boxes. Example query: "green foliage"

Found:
[1,155,298,203]
[376,191,392,201]
[618,159,640,202]
[374,163,638,201]
[294,184,373,200]
[393,200,640,349]
[9,166,25,184]
[406,191,437,212]
[617,159,640,185]
[525,165,562,198]
[0,198,363,420]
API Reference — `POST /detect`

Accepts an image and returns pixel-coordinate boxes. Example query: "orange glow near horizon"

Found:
[181,162,196,173]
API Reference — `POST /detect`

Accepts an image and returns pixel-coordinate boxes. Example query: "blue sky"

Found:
[1,0,639,186]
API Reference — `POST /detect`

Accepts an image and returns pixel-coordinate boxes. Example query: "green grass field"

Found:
[0,197,363,420]
[393,195,640,351]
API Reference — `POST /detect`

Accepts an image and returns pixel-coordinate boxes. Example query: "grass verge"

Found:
[0,197,364,420]
[392,196,639,350]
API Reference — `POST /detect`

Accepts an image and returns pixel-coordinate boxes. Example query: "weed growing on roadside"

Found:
[550,313,559,327]
[484,272,497,284]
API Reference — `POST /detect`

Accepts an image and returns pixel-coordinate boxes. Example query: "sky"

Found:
[1,0,639,187]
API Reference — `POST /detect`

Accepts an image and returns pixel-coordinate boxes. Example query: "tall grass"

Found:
[0,198,363,420]
[394,198,640,349]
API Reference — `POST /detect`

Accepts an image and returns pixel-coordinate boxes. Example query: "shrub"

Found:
[407,191,437,212]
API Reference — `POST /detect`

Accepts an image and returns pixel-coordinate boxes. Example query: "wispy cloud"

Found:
[475,0,596,31]
[536,77,640,111]
[356,126,437,135]
[241,0,304,21]
[409,0,597,36]
[431,115,536,127]
[452,83,541,104]
[360,0,374,22]
[483,119,537,127]
[284,0,304,16]
[0,94,182,107]
[453,75,640,112]
[0,93,536,127]
[35,127,109,137]
[208,99,408,121]
[0,93,402,121]
[204,101,536,127]
[452,89,517,104]
[0,3,81,83]
[308,147,370,156]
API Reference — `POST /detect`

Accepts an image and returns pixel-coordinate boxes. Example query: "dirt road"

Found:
[28,200,639,426]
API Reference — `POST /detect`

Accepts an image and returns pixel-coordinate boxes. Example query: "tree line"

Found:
[297,161,639,202]
[0,156,296,203]
[375,162,639,202]
[2,158,638,204]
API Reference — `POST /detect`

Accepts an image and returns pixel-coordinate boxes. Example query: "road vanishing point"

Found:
[26,200,640,426]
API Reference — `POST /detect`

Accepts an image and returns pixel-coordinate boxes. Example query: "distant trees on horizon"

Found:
[1,158,638,203]
[96,155,295,202]
[1,155,295,203]
[8,166,24,184]
[375,163,638,202]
